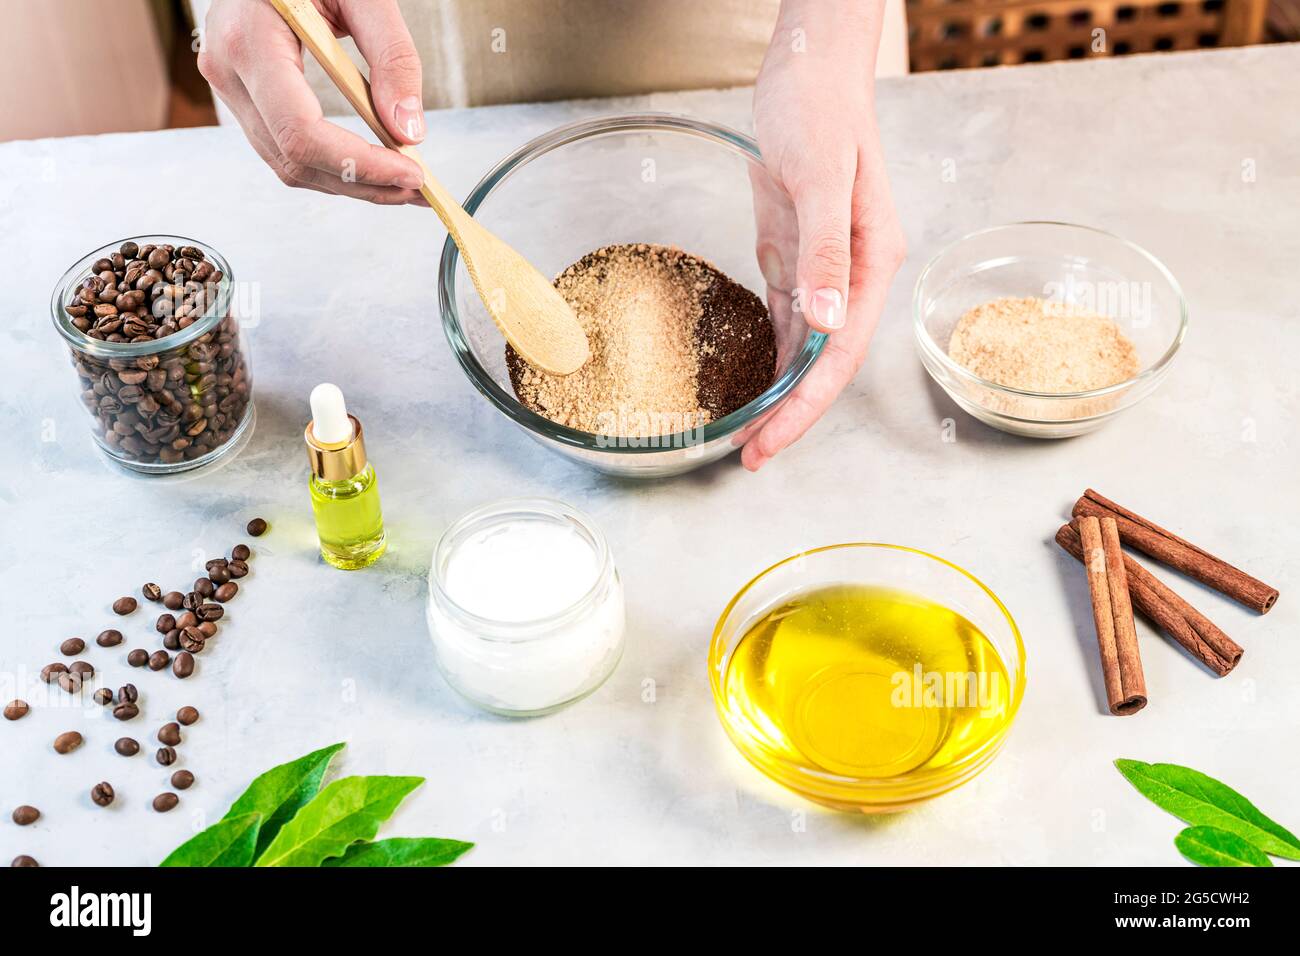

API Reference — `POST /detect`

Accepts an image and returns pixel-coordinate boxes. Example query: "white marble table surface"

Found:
[2,45,1297,867]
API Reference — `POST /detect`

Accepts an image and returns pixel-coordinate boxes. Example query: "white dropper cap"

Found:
[310,383,353,445]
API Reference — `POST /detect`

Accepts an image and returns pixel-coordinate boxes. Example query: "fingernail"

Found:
[810,288,845,330]
[394,95,424,142]
[394,168,424,189]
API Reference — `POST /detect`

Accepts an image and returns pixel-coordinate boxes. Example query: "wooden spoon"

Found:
[268,0,590,375]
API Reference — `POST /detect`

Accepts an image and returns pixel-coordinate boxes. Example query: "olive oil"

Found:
[723,585,1011,784]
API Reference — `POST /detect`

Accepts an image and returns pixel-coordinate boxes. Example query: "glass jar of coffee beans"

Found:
[50,236,254,473]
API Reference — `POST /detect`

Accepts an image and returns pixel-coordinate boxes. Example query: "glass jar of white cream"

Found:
[427,498,626,716]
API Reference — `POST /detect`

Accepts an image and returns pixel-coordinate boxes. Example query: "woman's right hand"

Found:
[198,0,428,204]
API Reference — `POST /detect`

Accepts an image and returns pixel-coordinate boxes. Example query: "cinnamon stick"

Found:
[1073,489,1279,614]
[1077,516,1148,715]
[1057,523,1244,676]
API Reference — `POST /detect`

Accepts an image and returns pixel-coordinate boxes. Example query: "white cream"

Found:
[427,500,625,716]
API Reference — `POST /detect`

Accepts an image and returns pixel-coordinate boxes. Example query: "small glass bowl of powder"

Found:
[914,222,1188,438]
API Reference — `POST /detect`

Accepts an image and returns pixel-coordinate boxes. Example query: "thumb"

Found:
[793,168,855,332]
[337,0,425,144]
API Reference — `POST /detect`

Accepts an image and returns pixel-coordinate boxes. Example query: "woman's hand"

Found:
[198,0,427,204]
[743,0,906,470]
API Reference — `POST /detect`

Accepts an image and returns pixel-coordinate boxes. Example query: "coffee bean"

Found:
[246,517,268,536]
[69,661,94,678]
[197,621,217,638]
[152,792,179,813]
[142,582,163,602]
[118,683,139,703]
[214,582,239,602]
[193,577,214,598]
[208,565,231,585]
[10,855,39,867]
[156,613,176,634]
[40,662,67,683]
[4,700,29,721]
[205,557,229,575]
[96,628,123,647]
[173,651,194,679]
[91,782,115,807]
[176,705,199,725]
[163,591,184,610]
[12,806,40,825]
[114,737,140,756]
[156,746,177,766]
[53,731,83,754]
[57,672,82,695]
[180,627,205,653]
[60,638,86,656]
[163,629,181,651]
[227,559,249,579]
[231,543,251,562]
[196,603,224,622]
[182,591,202,612]
[158,722,182,746]
[175,611,198,630]
[127,648,148,667]
[148,650,170,671]
[112,702,139,721]
[171,770,195,790]
[93,688,114,706]
[112,596,137,615]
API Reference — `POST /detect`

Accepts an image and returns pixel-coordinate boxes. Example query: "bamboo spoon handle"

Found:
[268,0,466,234]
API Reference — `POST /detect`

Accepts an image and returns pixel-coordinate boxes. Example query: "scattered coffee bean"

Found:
[40,662,68,683]
[93,688,114,706]
[163,591,184,610]
[11,855,39,867]
[214,582,239,602]
[155,613,176,634]
[152,792,179,813]
[156,746,177,766]
[4,700,29,721]
[96,628,123,647]
[196,603,224,622]
[112,596,137,615]
[246,517,268,536]
[163,630,181,651]
[194,577,215,598]
[57,672,82,695]
[115,737,140,756]
[53,731,83,754]
[231,543,251,562]
[118,683,139,703]
[148,650,170,671]
[173,651,194,679]
[112,702,139,721]
[227,559,249,579]
[182,591,202,612]
[205,557,229,575]
[12,806,40,825]
[143,582,163,602]
[176,705,199,725]
[60,638,86,656]
[158,722,182,746]
[208,565,231,585]
[180,628,205,653]
[91,782,115,807]
[197,621,217,638]
[127,648,148,667]
[69,661,94,678]
[171,770,195,790]
[175,611,198,630]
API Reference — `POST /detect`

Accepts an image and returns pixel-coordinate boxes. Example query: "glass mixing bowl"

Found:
[438,114,825,477]
[709,544,1026,812]
[914,222,1188,438]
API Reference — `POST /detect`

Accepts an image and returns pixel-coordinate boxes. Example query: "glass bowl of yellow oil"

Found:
[708,544,1025,812]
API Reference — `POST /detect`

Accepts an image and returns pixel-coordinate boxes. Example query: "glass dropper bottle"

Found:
[305,383,386,570]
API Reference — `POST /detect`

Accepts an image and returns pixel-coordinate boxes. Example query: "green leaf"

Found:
[224,742,345,857]
[1175,826,1274,868]
[159,812,263,867]
[254,776,423,868]
[1116,759,1300,860]
[322,837,474,868]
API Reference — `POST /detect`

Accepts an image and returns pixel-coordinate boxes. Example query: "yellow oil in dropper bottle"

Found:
[305,383,386,570]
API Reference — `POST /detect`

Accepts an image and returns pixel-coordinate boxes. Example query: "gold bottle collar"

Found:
[305,415,367,481]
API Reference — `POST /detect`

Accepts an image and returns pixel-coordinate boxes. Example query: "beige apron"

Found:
[192,0,907,115]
